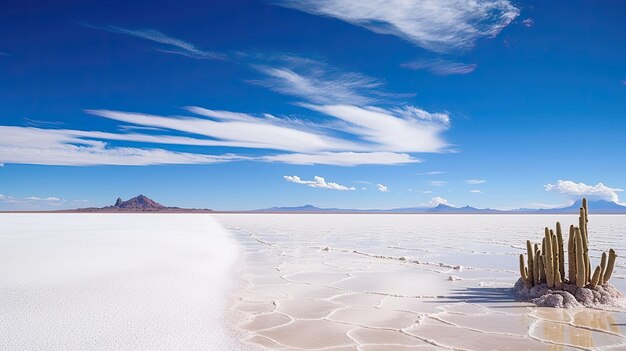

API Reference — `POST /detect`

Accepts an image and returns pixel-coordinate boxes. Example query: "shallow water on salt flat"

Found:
[216,214,626,350]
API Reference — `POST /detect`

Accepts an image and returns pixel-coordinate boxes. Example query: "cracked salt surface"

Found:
[216,214,626,350]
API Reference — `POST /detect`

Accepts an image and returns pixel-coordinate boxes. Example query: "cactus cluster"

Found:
[519,198,618,290]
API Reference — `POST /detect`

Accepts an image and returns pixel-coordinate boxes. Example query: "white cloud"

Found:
[417,171,446,176]
[522,18,534,27]
[429,180,447,187]
[544,180,624,204]
[401,59,477,75]
[273,0,519,52]
[300,104,449,153]
[25,196,63,201]
[465,179,486,185]
[470,189,482,193]
[0,126,244,166]
[82,24,224,60]
[423,196,451,207]
[263,152,419,166]
[0,194,85,208]
[1,54,452,167]
[253,63,382,105]
[284,175,355,190]
[377,184,388,192]
[423,190,433,194]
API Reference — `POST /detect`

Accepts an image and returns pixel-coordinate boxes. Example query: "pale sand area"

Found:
[0,214,260,351]
[216,214,626,350]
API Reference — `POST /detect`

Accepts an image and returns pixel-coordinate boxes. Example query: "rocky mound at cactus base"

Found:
[514,279,624,308]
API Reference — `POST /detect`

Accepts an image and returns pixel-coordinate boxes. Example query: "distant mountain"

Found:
[254,199,626,214]
[527,200,626,214]
[108,195,166,210]
[255,203,503,214]
[67,195,213,213]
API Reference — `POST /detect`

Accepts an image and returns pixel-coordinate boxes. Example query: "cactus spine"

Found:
[517,198,618,290]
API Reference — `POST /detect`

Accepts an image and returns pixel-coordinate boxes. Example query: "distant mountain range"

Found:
[6,196,625,214]
[256,199,626,214]
[66,195,213,213]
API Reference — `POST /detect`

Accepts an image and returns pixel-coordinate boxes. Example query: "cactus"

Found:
[518,198,618,290]
[519,254,531,288]
[604,249,617,283]
[526,240,534,286]
[600,252,608,284]
[575,228,586,288]
[568,225,577,284]
[556,222,565,281]
[590,266,602,288]
[544,227,555,288]
[533,249,540,285]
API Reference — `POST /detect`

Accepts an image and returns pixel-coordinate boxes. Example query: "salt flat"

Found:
[216,214,626,350]
[0,214,255,351]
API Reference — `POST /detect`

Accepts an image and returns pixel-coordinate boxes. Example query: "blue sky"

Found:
[1,0,625,211]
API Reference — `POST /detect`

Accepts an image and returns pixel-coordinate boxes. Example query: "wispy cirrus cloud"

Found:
[401,59,477,75]
[0,126,245,166]
[465,179,486,185]
[1,50,452,167]
[417,171,447,176]
[284,175,355,190]
[429,180,447,187]
[81,23,225,60]
[252,63,382,105]
[272,0,519,52]
[264,152,418,166]
[377,184,388,192]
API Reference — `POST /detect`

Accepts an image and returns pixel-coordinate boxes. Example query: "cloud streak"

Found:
[401,59,477,75]
[273,0,519,52]
[284,175,355,190]
[82,23,224,60]
[465,179,486,185]
[0,126,244,166]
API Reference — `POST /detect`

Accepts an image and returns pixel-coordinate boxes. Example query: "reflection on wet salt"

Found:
[216,214,626,350]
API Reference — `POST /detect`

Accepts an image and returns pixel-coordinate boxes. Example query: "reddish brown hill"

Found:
[109,195,166,210]
[61,195,213,213]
